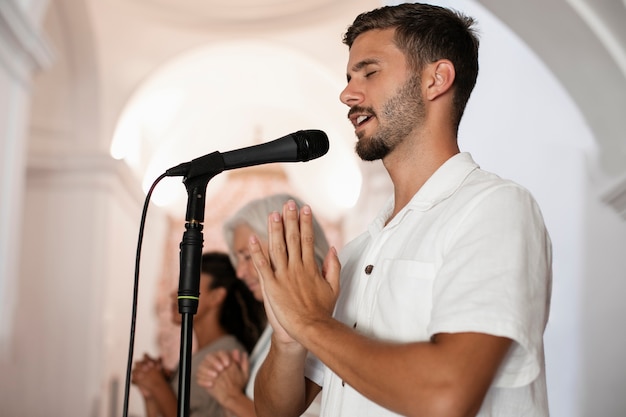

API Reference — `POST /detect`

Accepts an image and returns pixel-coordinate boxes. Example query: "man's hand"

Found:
[249,199,341,347]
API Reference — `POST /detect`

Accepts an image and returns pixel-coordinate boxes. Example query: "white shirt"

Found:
[305,152,552,416]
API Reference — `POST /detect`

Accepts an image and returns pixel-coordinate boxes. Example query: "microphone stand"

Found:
[175,152,224,417]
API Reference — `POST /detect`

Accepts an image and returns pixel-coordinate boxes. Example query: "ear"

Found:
[424,59,455,101]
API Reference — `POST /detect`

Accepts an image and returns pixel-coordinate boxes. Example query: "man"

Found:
[249,3,552,417]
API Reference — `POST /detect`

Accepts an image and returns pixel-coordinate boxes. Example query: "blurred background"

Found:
[1,0,625,416]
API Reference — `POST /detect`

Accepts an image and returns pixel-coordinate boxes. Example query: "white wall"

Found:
[0,1,170,416]
[0,0,52,352]
[0,153,169,417]
[581,168,626,417]
[0,56,30,354]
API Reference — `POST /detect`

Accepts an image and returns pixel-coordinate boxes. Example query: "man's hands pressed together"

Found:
[248,199,341,348]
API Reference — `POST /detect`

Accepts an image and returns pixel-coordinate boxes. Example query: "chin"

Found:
[356,142,389,161]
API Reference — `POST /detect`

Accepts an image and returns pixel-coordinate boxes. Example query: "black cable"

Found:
[121,172,167,417]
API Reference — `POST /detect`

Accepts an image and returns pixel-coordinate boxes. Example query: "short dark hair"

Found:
[343,2,480,130]
[202,252,266,353]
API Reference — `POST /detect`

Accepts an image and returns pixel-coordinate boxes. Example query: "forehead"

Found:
[233,223,255,247]
[347,28,405,69]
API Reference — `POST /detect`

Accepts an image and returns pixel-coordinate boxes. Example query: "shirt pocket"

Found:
[372,259,435,342]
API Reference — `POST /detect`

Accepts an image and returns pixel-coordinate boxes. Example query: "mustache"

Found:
[348,106,376,119]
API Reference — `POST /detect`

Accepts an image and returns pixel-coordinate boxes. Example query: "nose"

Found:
[340,80,363,107]
[236,260,249,280]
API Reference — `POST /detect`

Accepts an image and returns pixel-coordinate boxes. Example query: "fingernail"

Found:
[302,205,311,215]
[271,211,281,222]
[287,200,297,210]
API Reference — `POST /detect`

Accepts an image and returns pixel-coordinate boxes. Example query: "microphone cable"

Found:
[121,172,167,417]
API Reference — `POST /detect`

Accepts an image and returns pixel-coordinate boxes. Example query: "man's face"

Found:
[340,28,425,161]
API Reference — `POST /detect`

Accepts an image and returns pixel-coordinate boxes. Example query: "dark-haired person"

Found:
[131,251,265,417]
[251,3,552,417]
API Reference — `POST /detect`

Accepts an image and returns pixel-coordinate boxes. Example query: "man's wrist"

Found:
[270,333,308,358]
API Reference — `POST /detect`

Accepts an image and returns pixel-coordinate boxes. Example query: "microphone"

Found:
[165,129,329,178]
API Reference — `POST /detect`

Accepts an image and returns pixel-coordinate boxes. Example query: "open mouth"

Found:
[348,107,375,129]
[356,115,371,126]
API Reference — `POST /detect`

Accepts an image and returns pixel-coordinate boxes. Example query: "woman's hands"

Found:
[196,349,250,409]
[131,353,170,399]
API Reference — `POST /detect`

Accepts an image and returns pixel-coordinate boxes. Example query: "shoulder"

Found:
[197,335,245,357]
[458,169,544,218]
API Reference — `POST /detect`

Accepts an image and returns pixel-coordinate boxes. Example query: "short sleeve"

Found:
[427,183,552,387]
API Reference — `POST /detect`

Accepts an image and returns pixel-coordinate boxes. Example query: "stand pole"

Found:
[175,153,224,417]
[176,217,203,417]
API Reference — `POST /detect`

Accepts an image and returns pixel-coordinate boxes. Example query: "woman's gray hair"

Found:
[223,193,330,269]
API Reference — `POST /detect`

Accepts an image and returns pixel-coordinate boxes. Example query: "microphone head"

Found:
[292,130,330,162]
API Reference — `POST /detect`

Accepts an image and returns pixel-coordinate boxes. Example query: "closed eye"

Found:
[349,59,381,81]
[236,251,252,264]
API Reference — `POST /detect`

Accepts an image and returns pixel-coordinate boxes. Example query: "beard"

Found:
[355,74,425,161]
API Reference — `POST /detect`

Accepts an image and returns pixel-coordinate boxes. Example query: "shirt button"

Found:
[342,380,346,387]
[353,322,357,329]
[365,264,374,274]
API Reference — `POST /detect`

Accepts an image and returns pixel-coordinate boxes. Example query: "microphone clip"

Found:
[165,151,226,181]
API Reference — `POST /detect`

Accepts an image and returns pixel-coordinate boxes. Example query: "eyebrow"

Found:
[346,58,381,81]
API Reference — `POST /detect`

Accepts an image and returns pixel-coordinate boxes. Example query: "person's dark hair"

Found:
[343,2,480,130]
[201,252,266,353]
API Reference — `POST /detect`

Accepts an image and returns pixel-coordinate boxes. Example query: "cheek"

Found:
[252,287,264,302]
[235,262,246,278]
[238,260,260,283]
[196,297,211,313]
[249,262,260,277]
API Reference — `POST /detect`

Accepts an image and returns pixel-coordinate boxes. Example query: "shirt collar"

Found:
[369,152,479,234]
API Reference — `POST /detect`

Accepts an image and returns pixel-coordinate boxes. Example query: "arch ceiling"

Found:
[117,0,626,174]
[89,0,626,216]
[477,0,626,176]
[111,40,362,220]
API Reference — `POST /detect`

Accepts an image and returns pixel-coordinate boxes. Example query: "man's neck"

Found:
[383,133,459,222]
